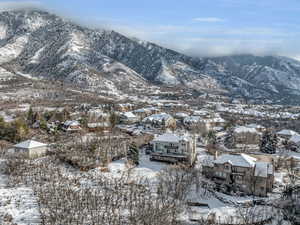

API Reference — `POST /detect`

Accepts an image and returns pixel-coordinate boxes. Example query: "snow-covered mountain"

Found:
[203,55,300,103]
[0,9,300,104]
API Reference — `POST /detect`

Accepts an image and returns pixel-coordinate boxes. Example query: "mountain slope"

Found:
[0,9,218,97]
[0,9,300,104]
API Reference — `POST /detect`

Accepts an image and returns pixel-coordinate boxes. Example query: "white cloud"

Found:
[193,17,225,22]
[0,1,42,11]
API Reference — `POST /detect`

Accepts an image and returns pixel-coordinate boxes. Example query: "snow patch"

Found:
[0,35,29,63]
[29,46,45,64]
[0,22,7,39]
[156,64,180,85]
[61,31,90,59]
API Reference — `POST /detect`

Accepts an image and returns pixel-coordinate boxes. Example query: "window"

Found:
[235,175,244,184]
[236,175,243,180]
[215,171,226,178]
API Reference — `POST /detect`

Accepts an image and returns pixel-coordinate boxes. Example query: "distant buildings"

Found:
[202,153,274,196]
[150,133,196,165]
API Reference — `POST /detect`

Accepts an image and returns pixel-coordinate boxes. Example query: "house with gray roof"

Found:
[202,153,274,196]
[13,140,48,158]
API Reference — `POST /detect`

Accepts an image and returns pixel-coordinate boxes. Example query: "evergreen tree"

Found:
[39,118,48,130]
[260,130,278,154]
[224,127,236,149]
[207,130,217,145]
[27,107,34,125]
[127,143,139,166]
[109,111,119,129]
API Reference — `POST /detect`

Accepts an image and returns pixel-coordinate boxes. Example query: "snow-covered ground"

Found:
[90,153,168,186]
[0,187,41,225]
[0,159,41,225]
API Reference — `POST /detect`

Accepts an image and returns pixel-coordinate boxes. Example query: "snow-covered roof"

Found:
[134,108,150,113]
[255,162,273,177]
[192,110,209,116]
[246,123,265,129]
[122,111,137,118]
[175,112,189,118]
[64,120,80,126]
[87,122,110,128]
[183,116,201,124]
[152,133,190,143]
[290,135,300,144]
[14,140,47,149]
[142,113,173,123]
[88,109,109,117]
[214,154,257,168]
[277,129,299,136]
[234,126,260,134]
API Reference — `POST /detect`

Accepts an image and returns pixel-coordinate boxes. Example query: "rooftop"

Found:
[14,140,47,149]
[152,133,189,143]
[214,154,257,168]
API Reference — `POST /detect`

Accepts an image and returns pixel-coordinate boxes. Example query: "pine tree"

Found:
[109,111,119,129]
[260,130,278,154]
[207,130,217,145]
[127,143,139,166]
[224,127,236,149]
[27,107,34,125]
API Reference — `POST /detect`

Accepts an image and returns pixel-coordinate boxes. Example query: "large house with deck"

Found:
[150,133,196,165]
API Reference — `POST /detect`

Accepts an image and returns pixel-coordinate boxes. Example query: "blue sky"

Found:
[1,0,300,59]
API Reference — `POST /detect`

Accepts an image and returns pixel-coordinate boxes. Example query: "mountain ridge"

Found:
[0,9,300,104]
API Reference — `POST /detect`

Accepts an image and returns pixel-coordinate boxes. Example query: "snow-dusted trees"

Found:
[5,156,198,225]
[260,130,278,154]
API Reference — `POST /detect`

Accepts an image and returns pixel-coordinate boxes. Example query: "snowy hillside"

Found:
[0,10,300,103]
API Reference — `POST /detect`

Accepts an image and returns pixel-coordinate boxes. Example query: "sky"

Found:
[0,0,300,60]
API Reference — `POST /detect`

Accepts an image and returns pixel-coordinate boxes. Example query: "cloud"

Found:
[193,17,225,22]
[0,1,42,11]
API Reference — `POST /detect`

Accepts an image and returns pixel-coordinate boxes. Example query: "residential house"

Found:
[183,116,202,127]
[202,153,274,196]
[62,120,82,132]
[13,140,48,158]
[290,135,300,147]
[246,124,266,133]
[277,129,299,139]
[87,122,111,132]
[174,112,189,121]
[288,135,300,153]
[150,133,196,165]
[233,126,262,145]
[88,109,110,121]
[133,108,152,119]
[142,113,176,129]
[120,112,139,124]
[116,103,134,112]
